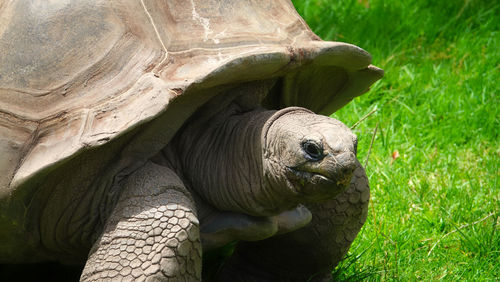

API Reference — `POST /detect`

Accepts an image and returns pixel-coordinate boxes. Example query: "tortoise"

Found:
[0,0,383,280]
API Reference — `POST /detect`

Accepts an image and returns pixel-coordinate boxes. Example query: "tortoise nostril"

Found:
[336,151,356,176]
[331,150,342,156]
[342,166,354,175]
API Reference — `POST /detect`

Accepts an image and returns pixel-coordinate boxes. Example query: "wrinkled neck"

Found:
[167,106,295,216]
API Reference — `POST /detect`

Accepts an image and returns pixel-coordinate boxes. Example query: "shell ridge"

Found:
[140,0,169,77]
[7,124,40,194]
[189,0,213,43]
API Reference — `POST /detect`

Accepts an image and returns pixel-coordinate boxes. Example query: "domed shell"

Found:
[0,0,382,197]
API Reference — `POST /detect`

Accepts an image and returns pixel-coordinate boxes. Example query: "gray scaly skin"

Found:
[79,97,360,280]
[81,163,202,280]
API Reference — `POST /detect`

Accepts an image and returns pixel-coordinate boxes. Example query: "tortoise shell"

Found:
[0,0,382,202]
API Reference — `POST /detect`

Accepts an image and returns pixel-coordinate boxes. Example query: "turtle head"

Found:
[165,104,358,217]
[263,108,358,203]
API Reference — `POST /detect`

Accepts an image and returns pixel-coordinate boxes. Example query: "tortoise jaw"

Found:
[288,167,334,185]
[288,167,353,201]
[287,154,356,201]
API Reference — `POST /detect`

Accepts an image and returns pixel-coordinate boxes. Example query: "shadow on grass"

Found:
[0,242,384,282]
[0,262,83,282]
[330,254,380,282]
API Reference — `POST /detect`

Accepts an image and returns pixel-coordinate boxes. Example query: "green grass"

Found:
[293,0,499,280]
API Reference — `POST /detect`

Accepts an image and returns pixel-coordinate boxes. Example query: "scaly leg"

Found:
[81,162,201,281]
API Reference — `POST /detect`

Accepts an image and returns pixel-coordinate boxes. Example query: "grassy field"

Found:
[292,0,499,280]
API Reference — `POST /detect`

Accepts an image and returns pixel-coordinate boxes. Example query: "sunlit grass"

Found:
[293,0,499,280]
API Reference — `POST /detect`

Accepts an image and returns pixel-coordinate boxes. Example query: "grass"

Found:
[292,0,499,280]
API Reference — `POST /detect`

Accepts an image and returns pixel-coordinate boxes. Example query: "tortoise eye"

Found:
[302,141,323,160]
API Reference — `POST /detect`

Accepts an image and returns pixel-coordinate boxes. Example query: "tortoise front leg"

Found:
[218,160,369,281]
[200,204,312,251]
[80,162,201,281]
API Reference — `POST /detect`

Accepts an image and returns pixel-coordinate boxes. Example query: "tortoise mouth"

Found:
[288,166,333,182]
[286,166,352,201]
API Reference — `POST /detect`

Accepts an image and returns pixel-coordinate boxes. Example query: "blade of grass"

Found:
[427,212,496,256]
[364,122,379,169]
